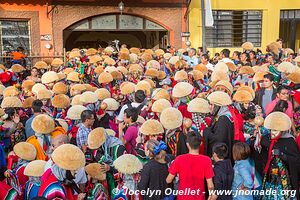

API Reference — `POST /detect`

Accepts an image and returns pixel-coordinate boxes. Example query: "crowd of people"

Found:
[0,39,300,200]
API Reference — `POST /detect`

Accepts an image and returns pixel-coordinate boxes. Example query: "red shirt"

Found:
[169,154,214,200]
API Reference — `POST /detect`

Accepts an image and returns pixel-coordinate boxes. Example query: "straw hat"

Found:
[93,66,104,75]
[264,112,291,131]
[87,127,105,149]
[187,98,210,113]
[267,42,281,55]
[215,80,234,95]
[129,64,143,73]
[52,144,85,171]
[3,86,20,97]
[194,64,208,75]
[41,71,59,84]
[113,154,142,175]
[135,80,151,96]
[105,129,116,136]
[241,42,254,50]
[284,48,294,55]
[211,70,230,82]
[56,119,69,133]
[32,83,47,95]
[51,94,70,108]
[98,72,113,84]
[144,49,154,55]
[129,53,138,64]
[214,62,229,73]
[163,53,172,60]
[80,91,98,104]
[175,60,188,69]
[239,66,255,75]
[51,58,63,67]
[1,96,22,108]
[34,61,49,69]
[69,51,80,59]
[226,62,237,72]
[129,47,140,55]
[103,98,120,111]
[24,160,47,177]
[13,142,36,161]
[119,52,130,60]
[37,89,53,100]
[94,88,111,100]
[85,163,106,181]
[233,90,253,103]
[0,64,6,71]
[174,70,188,81]
[67,71,80,82]
[277,61,295,74]
[190,70,204,80]
[0,85,5,95]
[152,99,171,113]
[169,56,180,65]
[120,82,136,95]
[145,68,159,78]
[147,60,160,70]
[294,56,300,62]
[287,71,300,83]
[155,49,165,57]
[57,73,66,81]
[63,68,74,75]
[105,66,117,73]
[70,84,86,96]
[160,107,183,130]
[207,91,232,106]
[89,55,103,64]
[104,47,114,55]
[23,96,35,108]
[111,71,123,80]
[67,105,87,120]
[253,71,268,82]
[32,114,55,134]
[117,66,129,75]
[52,82,68,94]
[236,86,255,99]
[172,82,193,98]
[104,57,116,66]
[86,48,97,56]
[71,95,83,106]
[140,119,164,135]
[137,115,146,124]
[158,71,166,80]
[252,65,269,73]
[11,64,25,73]
[151,88,170,100]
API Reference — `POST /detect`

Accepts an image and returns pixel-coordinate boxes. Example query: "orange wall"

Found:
[0,2,54,55]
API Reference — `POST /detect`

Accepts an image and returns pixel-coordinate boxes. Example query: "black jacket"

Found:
[253,87,277,109]
[213,159,234,200]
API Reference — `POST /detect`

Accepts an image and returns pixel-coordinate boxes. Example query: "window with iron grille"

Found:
[206,10,262,48]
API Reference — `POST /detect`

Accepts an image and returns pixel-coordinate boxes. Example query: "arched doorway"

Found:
[63,14,169,50]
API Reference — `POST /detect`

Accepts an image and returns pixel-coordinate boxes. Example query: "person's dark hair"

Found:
[81,110,94,122]
[277,85,289,94]
[17,47,24,52]
[32,100,43,113]
[263,73,274,82]
[241,52,250,62]
[249,50,256,57]
[4,108,16,120]
[124,107,139,122]
[212,143,228,159]
[243,104,256,120]
[215,53,220,57]
[273,100,288,113]
[276,38,283,43]
[134,90,146,103]
[221,49,230,58]
[233,51,241,58]
[265,53,273,59]
[186,131,201,150]
[232,142,250,161]
[201,54,209,61]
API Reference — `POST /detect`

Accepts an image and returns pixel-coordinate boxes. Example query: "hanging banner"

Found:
[205,0,214,27]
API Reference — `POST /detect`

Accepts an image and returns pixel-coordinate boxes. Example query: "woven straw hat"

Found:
[80,91,98,104]
[226,62,237,72]
[129,53,138,64]
[113,154,142,175]
[70,84,86,96]
[86,48,98,56]
[52,144,85,171]
[32,83,47,95]
[51,94,70,108]
[151,88,170,100]
[211,70,230,82]
[175,60,188,69]
[207,91,232,106]
[215,80,234,95]
[172,82,193,98]
[21,80,35,92]
[287,71,300,83]
[152,99,171,113]
[105,129,116,136]
[1,96,22,108]
[239,66,255,75]
[129,47,140,55]
[117,66,129,75]
[41,71,59,84]
[56,119,69,134]
[51,58,63,67]
[120,82,136,95]
[145,68,159,78]
[174,70,188,81]
[236,86,255,99]
[37,89,53,100]
[32,114,55,134]
[111,71,123,80]
[214,62,229,73]
[94,66,104,75]
[119,52,130,60]
[135,80,151,96]
[145,49,154,55]
[160,107,183,130]
[88,127,105,149]
[105,66,117,73]
[63,68,74,75]
[90,55,103,64]
[23,96,35,108]
[85,163,106,181]
[67,71,80,82]
[147,60,160,70]
[94,88,111,100]
[13,142,36,161]
[52,82,68,94]
[104,47,114,55]
[104,57,116,66]
[163,53,172,60]
[169,56,180,65]
[11,64,25,73]
[267,42,281,55]
[187,98,210,113]
[264,112,291,131]
[129,64,143,73]
[103,98,120,111]
[194,63,209,75]
[252,65,269,73]
[71,95,83,106]
[155,49,165,57]
[3,86,20,97]
[253,71,268,82]
[140,119,164,135]
[241,42,254,50]
[158,71,166,80]
[233,90,253,103]
[67,105,87,120]
[98,72,113,84]
[190,70,204,81]
[277,62,296,74]
[83,84,97,92]
[24,160,47,177]
[34,61,49,69]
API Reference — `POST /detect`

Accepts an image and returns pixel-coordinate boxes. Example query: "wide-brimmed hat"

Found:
[194,64,208,75]
[169,56,180,65]
[120,82,136,95]
[157,71,166,80]
[239,66,255,75]
[146,60,160,70]
[105,129,116,136]
[13,142,36,161]
[32,114,55,134]
[98,72,113,84]
[37,89,53,100]
[135,80,151,96]
[253,71,268,82]
[129,64,143,73]
[233,90,253,103]
[1,96,22,108]
[207,91,232,106]
[151,88,170,100]
[145,68,159,78]
[117,66,129,75]
[152,99,171,113]
[264,112,291,131]
[287,71,300,83]
[190,70,204,81]
[102,98,120,111]
[140,119,164,135]
[24,160,47,177]
[160,107,183,130]
[52,82,68,94]
[214,62,229,73]
[23,96,35,108]
[67,71,80,83]
[51,94,70,108]
[163,53,172,60]
[236,86,255,99]
[63,68,74,75]
[252,64,269,73]
[241,42,254,50]
[172,82,193,98]
[85,163,106,181]
[41,71,59,84]
[70,84,86,97]
[80,91,98,104]
[104,57,116,66]
[3,86,20,98]
[174,70,188,81]
[113,154,142,175]
[214,80,234,95]
[51,58,63,67]
[187,98,210,113]
[52,144,85,171]
[67,105,87,120]
[32,83,47,95]
[211,70,230,82]
[129,47,140,55]
[71,95,83,106]
[21,80,35,92]
[277,61,295,74]
[267,42,281,56]
[86,48,97,56]
[155,49,165,57]
[94,88,111,100]
[129,53,138,64]
[90,55,103,64]
[11,64,25,73]
[226,62,237,72]
[34,61,49,69]
[87,127,106,149]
